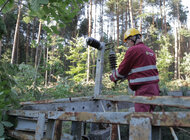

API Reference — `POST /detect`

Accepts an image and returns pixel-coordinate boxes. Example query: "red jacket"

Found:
[111,42,159,91]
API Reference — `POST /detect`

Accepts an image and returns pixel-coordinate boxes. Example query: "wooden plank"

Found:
[129,117,152,140]
[21,100,133,113]
[95,95,190,109]
[7,130,35,140]
[8,110,190,127]
[35,113,46,140]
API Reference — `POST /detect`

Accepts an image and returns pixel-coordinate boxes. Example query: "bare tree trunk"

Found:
[92,1,97,79]
[100,0,104,41]
[125,1,128,31]
[163,0,167,34]
[16,29,20,64]
[0,40,2,59]
[35,21,42,68]
[177,2,181,79]
[116,0,119,47]
[87,0,92,83]
[129,0,134,28]
[31,18,36,63]
[174,20,178,79]
[160,0,163,31]
[48,46,54,83]
[139,0,143,33]
[11,4,21,64]
[45,47,49,87]
[26,24,30,64]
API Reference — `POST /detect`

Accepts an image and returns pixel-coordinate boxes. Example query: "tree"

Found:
[129,0,134,28]
[157,35,173,83]
[65,37,87,82]
[11,2,21,64]
[87,0,93,83]
[168,0,188,79]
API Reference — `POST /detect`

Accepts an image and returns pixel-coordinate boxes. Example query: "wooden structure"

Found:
[6,38,190,140]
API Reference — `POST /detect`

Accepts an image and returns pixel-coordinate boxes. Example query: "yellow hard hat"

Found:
[123,28,141,42]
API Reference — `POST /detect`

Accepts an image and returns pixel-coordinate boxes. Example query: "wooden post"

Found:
[129,117,152,140]
[35,113,46,140]
[45,119,62,140]
[71,121,84,140]
[94,42,105,96]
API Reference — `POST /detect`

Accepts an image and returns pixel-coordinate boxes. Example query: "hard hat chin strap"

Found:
[130,35,140,45]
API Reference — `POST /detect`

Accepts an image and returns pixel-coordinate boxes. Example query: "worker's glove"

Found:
[110,70,126,83]
[109,74,118,82]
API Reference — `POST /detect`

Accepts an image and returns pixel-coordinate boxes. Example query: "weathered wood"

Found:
[15,117,38,131]
[129,117,152,140]
[94,43,105,96]
[8,110,190,127]
[45,119,62,140]
[88,128,110,140]
[95,95,190,109]
[53,120,62,140]
[7,130,35,140]
[35,113,46,140]
[71,121,84,140]
[21,100,133,113]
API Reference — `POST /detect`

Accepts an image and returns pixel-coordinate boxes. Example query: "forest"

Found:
[0,0,190,138]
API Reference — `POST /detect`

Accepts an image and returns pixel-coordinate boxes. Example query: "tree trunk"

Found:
[11,4,21,64]
[0,40,2,59]
[160,0,163,31]
[26,24,30,64]
[163,0,167,34]
[177,2,181,79]
[31,18,36,63]
[129,0,134,28]
[139,0,143,33]
[116,0,119,47]
[125,1,128,31]
[92,1,97,79]
[87,0,92,83]
[174,20,178,79]
[45,47,49,87]
[35,21,42,68]
[16,29,20,64]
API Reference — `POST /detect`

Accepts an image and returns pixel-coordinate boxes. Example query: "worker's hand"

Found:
[109,74,118,82]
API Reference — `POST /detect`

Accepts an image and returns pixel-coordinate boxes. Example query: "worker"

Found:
[110,28,160,112]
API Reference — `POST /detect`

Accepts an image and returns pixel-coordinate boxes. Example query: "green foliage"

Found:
[181,52,190,78]
[27,0,88,34]
[0,62,19,139]
[144,25,160,50]
[0,17,6,39]
[46,79,72,99]
[78,18,88,36]
[157,35,173,84]
[180,28,190,37]
[14,63,44,101]
[65,37,87,82]
[115,45,127,65]
[168,0,188,23]
[0,0,14,14]
[22,16,31,24]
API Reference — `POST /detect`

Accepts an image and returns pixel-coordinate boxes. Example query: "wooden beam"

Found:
[7,110,190,127]
[95,95,190,109]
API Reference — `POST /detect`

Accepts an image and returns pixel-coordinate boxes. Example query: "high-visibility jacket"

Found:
[111,42,159,91]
